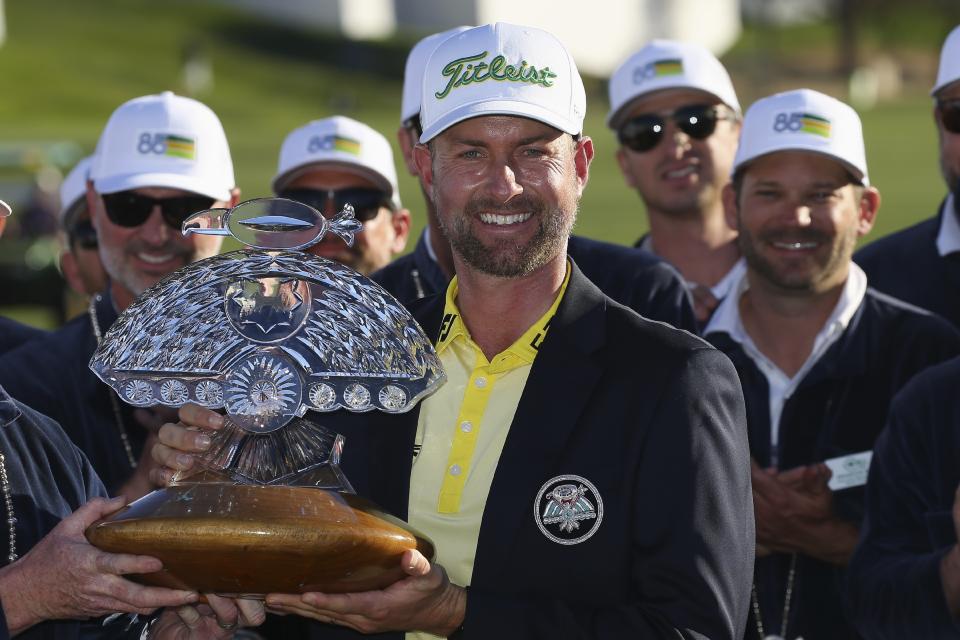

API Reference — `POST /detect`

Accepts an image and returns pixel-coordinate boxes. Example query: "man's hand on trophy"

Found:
[264,549,466,636]
[150,404,226,487]
[0,497,199,635]
[150,593,266,639]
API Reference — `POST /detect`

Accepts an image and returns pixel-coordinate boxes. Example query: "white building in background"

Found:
[217,0,741,75]
[223,0,397,40]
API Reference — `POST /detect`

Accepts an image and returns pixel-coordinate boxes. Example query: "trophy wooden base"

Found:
[85,484,435,598]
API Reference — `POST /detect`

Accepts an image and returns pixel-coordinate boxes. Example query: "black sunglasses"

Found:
[68,218,99,250]
[939,100,960,135]
[101,191,216,229]
[277,187,392,222]
[618,104,733,153]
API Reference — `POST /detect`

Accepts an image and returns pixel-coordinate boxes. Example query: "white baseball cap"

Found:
[272,115,402,209]
[733,88,869,186]
[401,26,472,126]
[59,156,93,229]
[0,201,10,218]
[933,25,960,96]
[419,22,586,143]
[90,91,235,201]
[607,40,741,129]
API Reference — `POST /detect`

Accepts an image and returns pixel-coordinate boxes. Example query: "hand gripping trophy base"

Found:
[85,416,436,597]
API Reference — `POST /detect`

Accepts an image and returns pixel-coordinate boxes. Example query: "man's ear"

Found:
[857,186,881,237]
[573,136,594,197]
[396,126,420,177]
[721,182,740,231]
[390,208,412,254]
[413,144,435,198]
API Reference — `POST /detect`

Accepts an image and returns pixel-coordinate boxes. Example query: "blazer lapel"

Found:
[470,263,608,586]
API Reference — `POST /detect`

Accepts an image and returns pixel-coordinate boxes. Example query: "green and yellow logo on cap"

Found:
[773,112,832,138]
[635,58,684,83]
[799,113,831,138]
[435,51,558,99]
[307,135,362,156]
[137,133,196,160]
[652,58,683,76]
[164,135,196,159]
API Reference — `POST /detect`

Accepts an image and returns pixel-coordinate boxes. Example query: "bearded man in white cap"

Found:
[856,25,960,328]
[0,92,239,501]
[703,88,960,640]
[154,23,753,639]
[608,40,744,325]
[374,28,698,333]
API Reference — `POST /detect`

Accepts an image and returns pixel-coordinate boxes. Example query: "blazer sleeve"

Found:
[846,380,960,639]
[460,347,755,639]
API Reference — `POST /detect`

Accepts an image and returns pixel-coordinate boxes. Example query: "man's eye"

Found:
[522,148,546,158]
[461,149,483,159]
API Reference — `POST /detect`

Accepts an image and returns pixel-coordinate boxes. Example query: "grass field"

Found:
[0,0,954,327]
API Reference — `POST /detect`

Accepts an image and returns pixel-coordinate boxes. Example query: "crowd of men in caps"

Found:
[0,18,959,640]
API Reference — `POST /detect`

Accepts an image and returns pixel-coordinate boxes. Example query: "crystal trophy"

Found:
[84,198,445,597]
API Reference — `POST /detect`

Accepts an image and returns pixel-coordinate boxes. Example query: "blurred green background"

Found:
[0,0,957,327]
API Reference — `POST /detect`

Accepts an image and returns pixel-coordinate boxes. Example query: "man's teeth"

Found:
[665,166,696,179]
[137,252,176,264]
[479,213,532,225]
[773,241,818,250]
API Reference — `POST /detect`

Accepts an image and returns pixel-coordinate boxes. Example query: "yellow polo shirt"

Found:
[406,263,571,640]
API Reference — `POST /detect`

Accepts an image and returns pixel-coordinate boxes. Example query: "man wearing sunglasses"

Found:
[855,25,960,328]
[375,28,697,333]
[704,88,960,640]
[608,40,744,326]
[58,156,107,298]
[0,92,239,500]
[272,115,410,276]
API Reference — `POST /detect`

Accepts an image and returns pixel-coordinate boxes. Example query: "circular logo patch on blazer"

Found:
[534,474,603,545]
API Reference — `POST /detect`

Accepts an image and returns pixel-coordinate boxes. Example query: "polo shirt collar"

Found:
[437,260,572,369]
[936,193,960,256]
[704,261,868,368]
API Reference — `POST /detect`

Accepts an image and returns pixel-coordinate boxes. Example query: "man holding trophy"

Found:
[151,23,754,639]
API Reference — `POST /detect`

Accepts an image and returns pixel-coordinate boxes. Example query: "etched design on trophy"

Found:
[308,382,337,410]
[378,385,408,411]
[224,354,302,433]
[86,198,443,597]
[195,380,223,406]
[160,380,190,405]
[123,379,154,405]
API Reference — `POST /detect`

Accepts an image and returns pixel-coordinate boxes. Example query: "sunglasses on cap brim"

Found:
[101,191,217,230]
[617,104,734,153]
[277,187,393,222]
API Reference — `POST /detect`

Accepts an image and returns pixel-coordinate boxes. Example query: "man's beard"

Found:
[738,223,855,293]
[100,240,198,298]
[439,194,575,278]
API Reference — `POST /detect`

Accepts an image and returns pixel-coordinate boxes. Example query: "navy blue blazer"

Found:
[855,200,960,328]
[309,262,754,639]
[847,356,960,639]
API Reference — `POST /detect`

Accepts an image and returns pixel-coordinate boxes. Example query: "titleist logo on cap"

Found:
[435,51,558,99]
